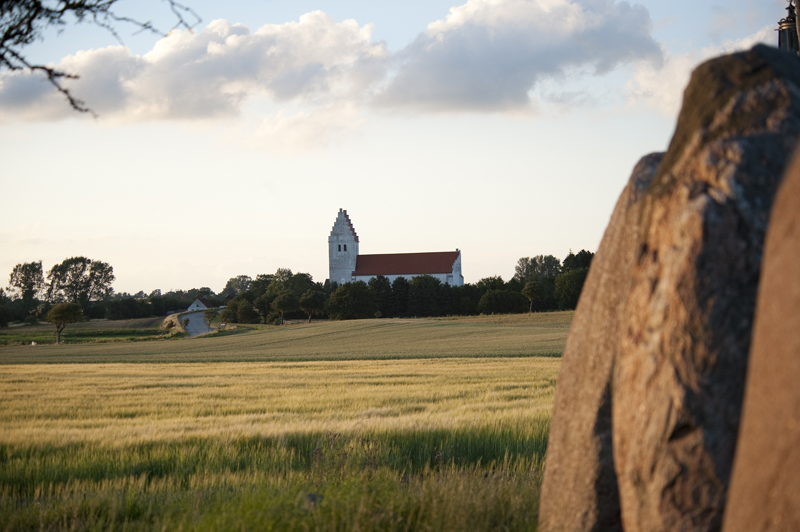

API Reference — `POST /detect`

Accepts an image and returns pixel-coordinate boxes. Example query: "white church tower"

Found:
[328,208,359,286]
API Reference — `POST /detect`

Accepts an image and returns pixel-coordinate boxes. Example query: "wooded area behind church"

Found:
[0,251,593,328]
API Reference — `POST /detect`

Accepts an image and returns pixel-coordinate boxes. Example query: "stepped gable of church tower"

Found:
[328,209,360,286]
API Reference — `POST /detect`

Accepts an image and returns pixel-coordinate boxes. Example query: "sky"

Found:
[0,0,784,295]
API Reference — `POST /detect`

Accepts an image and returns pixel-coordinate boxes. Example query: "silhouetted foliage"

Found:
[477,289,528,315]
[105,298,152,320]
[46,302,83,343]
[368,276,392,317]
[326,282,376,320]
[390,277,410,318]
[299,289,326,323]
[514,255,562,283]
[46,257,114,311]
[272,292,299,324]
[555,267,590,310]
[7,260,45,316]
[562,250,595,273]
[220,275,252,298]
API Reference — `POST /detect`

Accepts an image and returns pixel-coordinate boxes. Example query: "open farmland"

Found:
[0,313,570,531]
[0,312,572,364]
[0,317,169,346]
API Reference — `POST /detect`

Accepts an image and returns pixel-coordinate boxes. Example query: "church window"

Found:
[338,245,341,251]
[344,244,347,251]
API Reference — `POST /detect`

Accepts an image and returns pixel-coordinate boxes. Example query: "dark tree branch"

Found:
[0,0,201,115]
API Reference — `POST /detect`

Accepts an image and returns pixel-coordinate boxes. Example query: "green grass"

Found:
[0,312,572,363]
[0,317,168,346]
[0,314,570,531]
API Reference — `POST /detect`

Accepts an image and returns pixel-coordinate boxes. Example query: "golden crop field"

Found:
[0,313,571,532]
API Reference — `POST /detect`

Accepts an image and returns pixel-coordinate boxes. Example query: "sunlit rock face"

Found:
[723,146,800,532]
[540,44,800,532]
[539,152,663,532]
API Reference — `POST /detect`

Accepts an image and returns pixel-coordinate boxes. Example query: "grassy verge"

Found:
[0,317,169,346]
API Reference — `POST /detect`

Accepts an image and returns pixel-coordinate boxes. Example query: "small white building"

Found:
[328,209,464,286]
[188,298,213,311]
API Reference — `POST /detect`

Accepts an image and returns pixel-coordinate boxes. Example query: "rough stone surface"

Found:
[539,45,800,532]
[539,152,663,532]
[722,150,800,532]
[613,45,800,532]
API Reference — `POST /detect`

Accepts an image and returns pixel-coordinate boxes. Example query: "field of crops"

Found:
[0,313,570,531]
[0,312,571,364]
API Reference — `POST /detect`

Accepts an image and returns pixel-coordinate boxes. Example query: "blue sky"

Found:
[0,0,783,294]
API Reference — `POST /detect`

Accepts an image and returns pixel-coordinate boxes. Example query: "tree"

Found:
[514,255,562,282]
[219,308,235,324]
[408,275,444,317]
[203,308,218,332]
[299,289,326,323]
[390,277,410,318]
[0,289,10,327]
[514,257,536,283]
[1,0,200,113]
[562,250,595,273]
[554,267,590,310]
[272,292,299,325]
[248,274,274,299]
[254,292,276,324]
[7,260,45,315]
[522,280,549,313]
[220,275,252,298]
[368,275,392,318]
[476,276,505,293]
[477,290,528,315]
[325,282,376,321]
[46,257,115,309]
[0,304,9,327]
[235,299,257,324]
[46,302,83,343]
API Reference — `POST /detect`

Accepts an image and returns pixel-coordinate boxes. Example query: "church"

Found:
[328,209,464,287]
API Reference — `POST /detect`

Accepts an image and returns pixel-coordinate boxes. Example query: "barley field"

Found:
[0,313,570,531]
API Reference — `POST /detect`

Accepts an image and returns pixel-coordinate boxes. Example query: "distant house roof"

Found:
[197,298,213,308]
[354,251,459,277]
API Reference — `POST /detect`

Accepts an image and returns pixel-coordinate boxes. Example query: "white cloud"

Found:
[0,1,666,147]
[0,13,387,122]
[373,0,662,113]
[624,25,774,118]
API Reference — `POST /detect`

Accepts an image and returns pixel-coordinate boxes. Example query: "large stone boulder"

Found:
[722,149,800,531]
[539,44,800,532]
[539,152,663,532]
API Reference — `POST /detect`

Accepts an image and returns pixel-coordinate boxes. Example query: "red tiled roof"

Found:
[198,298,213,308]
[354,251,459,276]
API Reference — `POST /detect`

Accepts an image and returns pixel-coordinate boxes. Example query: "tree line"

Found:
[0,250,595,328]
